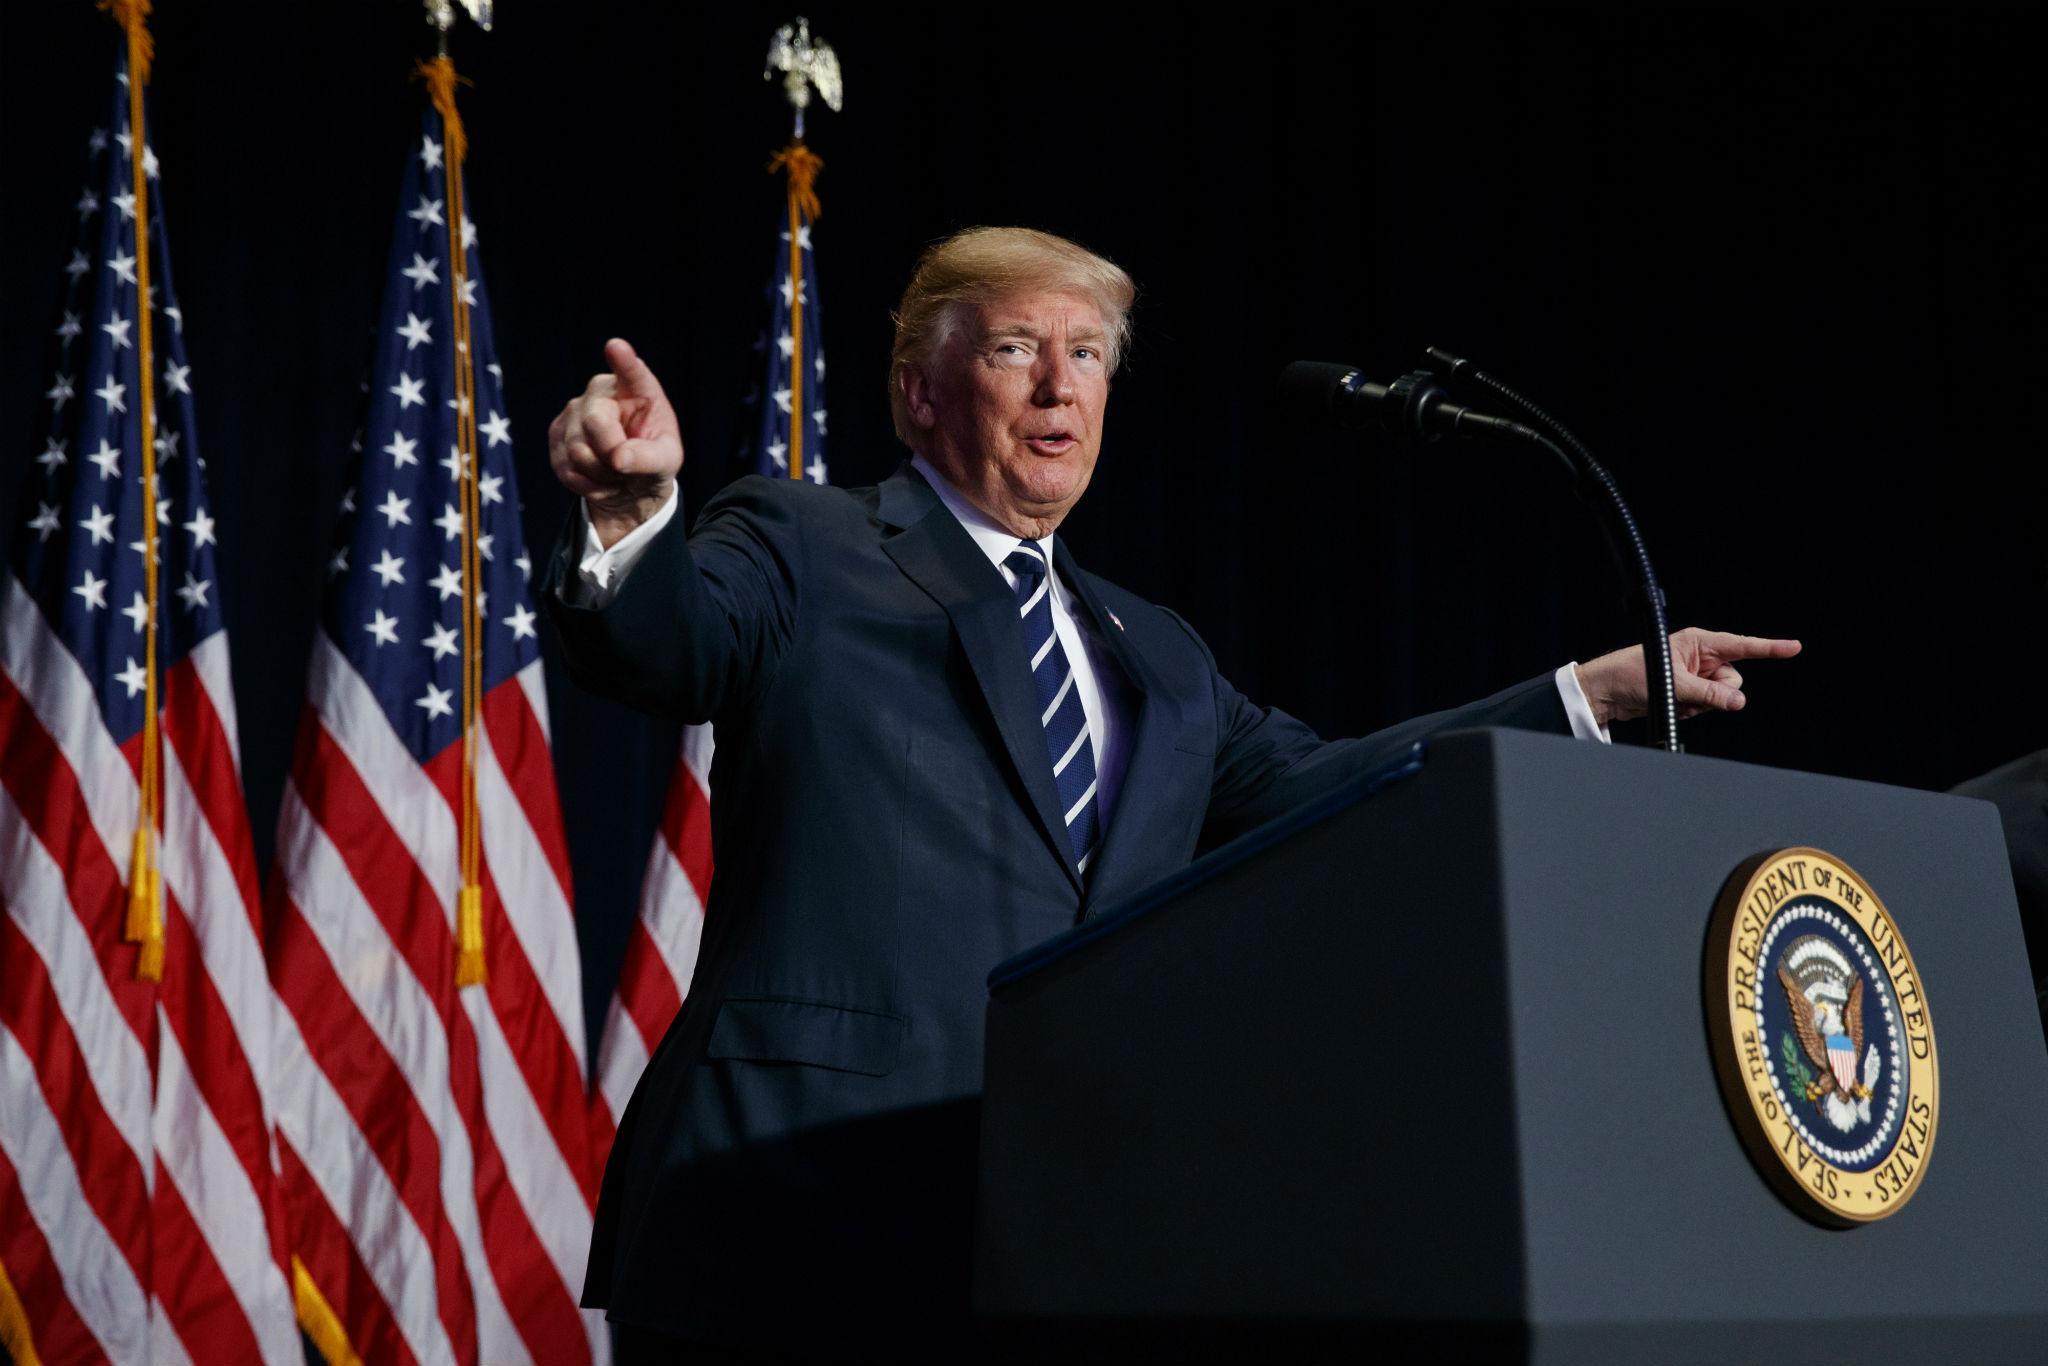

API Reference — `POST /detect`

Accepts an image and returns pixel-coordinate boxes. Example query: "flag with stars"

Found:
[741,192,829,484]
[265,94,605,1364]
[1,56,301,1365]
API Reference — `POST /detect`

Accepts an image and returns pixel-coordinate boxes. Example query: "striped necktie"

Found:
[1004,543,1102,873]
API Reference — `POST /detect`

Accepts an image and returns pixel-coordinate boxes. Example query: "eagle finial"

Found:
[423,0,494,36]
[765,17,843,139]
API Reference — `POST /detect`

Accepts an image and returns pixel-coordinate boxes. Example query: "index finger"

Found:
[604,337,666,401]
[1706,632,1803,661]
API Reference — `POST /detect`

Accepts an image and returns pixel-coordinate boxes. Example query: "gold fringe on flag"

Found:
[0,1257,41,1366]
[105,0,164,981]
[419,56,488,988]
[291,1257,364,1366]
[768,141,823,480]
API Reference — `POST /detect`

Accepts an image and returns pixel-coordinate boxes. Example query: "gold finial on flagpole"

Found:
[765,17,842,141]
[423,0,494,37]
[765,19,839,482]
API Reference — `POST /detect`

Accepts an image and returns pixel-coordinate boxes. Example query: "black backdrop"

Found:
[6,2,2045,1050]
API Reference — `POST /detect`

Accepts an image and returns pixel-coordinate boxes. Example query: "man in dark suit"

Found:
[544,228,1797,1360]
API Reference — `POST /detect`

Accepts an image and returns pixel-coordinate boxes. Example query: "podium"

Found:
[975,728,2048,1363]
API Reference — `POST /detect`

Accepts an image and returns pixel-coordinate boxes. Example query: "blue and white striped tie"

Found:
[1005,543,1102,873]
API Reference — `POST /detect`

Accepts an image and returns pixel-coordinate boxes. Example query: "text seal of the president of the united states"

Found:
[1705,847,1939,1225]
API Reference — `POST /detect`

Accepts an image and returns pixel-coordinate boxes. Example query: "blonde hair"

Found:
[888,226,1136,444]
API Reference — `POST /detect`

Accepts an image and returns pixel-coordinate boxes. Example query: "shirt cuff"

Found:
[565,485,681,609]
[1554,663,1613,745]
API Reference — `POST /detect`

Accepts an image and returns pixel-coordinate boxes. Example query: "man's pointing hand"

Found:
[1576,628,1803,728]
[548,338,684,548]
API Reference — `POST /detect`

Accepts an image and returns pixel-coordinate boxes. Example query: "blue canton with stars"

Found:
[739,205,829,482]
[14,60,222,748]
[322,106,539,764]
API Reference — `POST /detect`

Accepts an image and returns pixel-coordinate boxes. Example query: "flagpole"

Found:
[420,1,493,990]
[765,18,841,482]
[104,0,166,980]
[290,2,602,1352]
[782,157,806,483]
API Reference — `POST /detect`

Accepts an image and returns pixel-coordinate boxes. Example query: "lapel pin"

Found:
[1107,609,1124,632]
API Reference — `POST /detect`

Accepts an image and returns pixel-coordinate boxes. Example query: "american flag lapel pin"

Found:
[1107,608,1124,632]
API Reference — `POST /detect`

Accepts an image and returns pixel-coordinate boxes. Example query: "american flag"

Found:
[744,149,830,487]
[591,723,711,1126]
[593,158,832,1127]
[0,57,301,1363]
[265,78,606,1364]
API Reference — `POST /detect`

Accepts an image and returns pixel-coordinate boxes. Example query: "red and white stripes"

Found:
[3,558,642,1365]
[0,574,300,1364]
[594,724,714,1131]
[268,633,605,1364]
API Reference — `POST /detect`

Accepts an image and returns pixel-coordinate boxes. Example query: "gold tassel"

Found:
[455,884,486,986]
[136,910,164,983]
[768,140,824,221]
[126,827,163,982]
[125,827,154,940]
[416,56,469,164]
[98,0,154,85]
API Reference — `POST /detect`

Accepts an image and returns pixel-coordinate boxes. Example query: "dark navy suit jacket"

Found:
[544,463,1569,1355]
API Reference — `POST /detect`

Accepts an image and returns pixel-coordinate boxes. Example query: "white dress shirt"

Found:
[563,470,1611,770]
[569,483,681,603]
[909,456,1134,821]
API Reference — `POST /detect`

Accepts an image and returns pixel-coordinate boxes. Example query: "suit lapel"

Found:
[1052,541,1182,917]
[879,467,1083,895]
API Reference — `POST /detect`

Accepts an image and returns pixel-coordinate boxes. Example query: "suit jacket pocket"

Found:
[705,997,908,1077]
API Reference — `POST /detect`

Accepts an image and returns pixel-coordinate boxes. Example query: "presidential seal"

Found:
[1705,847,1938,1225]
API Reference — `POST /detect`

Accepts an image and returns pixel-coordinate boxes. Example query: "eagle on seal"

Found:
[1778,935,1882,1131]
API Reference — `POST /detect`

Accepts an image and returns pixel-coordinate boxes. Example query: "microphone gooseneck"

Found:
[1281,353,1682,753]
[1425,346,1681,754]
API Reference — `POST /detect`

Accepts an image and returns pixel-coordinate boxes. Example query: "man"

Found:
[544,227,1797,1360]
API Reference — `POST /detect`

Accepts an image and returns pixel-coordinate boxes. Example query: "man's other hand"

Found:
[548,338,684,548]
[1577,629,1803,728]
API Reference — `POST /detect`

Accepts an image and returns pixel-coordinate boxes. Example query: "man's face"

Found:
[908,289,1110,539]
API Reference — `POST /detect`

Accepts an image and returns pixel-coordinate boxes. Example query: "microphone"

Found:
[1283,350,1683,751]
[1277,361,1530,444]
[1424,344,1683,753]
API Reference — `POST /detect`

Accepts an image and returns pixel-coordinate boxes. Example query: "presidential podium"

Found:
[974,728,2048,1364]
